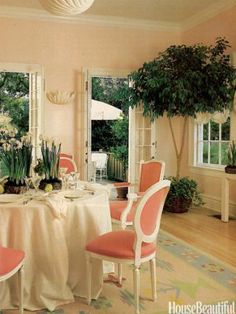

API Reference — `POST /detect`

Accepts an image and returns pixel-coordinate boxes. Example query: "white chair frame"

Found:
[86,180,170,314]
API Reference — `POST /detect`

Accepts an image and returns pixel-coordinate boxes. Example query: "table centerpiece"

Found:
[38,137,62,190]
[0,132,32,194]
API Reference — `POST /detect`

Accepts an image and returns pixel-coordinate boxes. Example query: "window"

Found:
[196,117,230,167]
[0,63,43,167]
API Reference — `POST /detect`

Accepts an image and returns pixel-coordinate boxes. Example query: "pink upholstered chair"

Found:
[0,246,25,313]
[60,153,73,159]
[86,180,170,314]
[110,160,165,229]
[59,156,77,174]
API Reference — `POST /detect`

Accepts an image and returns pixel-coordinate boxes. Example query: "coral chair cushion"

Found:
[59,158,76,174]
[110,200,136,222]
[86,230,156,259]
[0,247,25,276]
[139,162,162,192]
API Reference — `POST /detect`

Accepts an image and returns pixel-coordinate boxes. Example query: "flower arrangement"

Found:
[40,137,61,180]
[0,132,32,189]
[38,136,62,190]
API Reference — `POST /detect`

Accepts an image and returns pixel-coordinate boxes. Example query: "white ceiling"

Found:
[0,0,235,30]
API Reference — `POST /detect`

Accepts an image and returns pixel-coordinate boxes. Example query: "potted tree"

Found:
[225,140,236,174]
[128,38,236,212]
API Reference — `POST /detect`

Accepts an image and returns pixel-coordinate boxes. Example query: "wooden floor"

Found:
[161,207,236,268]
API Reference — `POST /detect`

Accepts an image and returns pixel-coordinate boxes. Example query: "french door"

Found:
[129,104,157,186]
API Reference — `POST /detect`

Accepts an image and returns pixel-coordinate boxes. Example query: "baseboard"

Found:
[202,193,236,217]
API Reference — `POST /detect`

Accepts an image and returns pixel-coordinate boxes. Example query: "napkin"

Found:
[44,193,67,219]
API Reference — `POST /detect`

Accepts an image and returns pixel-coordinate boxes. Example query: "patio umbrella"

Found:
[91,100,122,120]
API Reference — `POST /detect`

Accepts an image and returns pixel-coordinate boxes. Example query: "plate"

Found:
[64,191,84,200]
[0,194,24,203]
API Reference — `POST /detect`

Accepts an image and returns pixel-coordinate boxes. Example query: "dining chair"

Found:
[110,160,165,230]
[86,180,170,314]
[59,156,77,174]
[60,153,73,159]
[0,246,25,314]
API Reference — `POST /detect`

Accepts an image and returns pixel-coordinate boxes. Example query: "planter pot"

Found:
[116,187,128,199]
[224,166,236,174]
[4,181,27,194]
[39,178,62,191]
[164,197,192,213]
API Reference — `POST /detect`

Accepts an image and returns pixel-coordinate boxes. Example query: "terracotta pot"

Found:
[164,197,192,213]
[116,187,128,199]
[224,166,236,174]
[39,178,62,191]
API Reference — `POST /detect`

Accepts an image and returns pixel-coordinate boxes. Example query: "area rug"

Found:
[1,230,236,314]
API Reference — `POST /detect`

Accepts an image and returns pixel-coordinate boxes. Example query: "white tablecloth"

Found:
[0,190,112,311]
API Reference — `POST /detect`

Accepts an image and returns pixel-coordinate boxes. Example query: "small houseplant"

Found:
[164,177,204,213]
[38,137,62,190]
[225,140,236,174]
[0,132,32,194]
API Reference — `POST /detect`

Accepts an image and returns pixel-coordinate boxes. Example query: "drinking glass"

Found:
[31,175,42,193]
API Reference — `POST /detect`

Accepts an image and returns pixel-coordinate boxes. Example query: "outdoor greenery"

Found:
[0,72,29,137]
[92,77,129,180]
[227,140,236,167]
[128,37,236,178]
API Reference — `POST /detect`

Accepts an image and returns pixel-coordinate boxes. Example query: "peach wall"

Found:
[0,16,180,161]
[182,5,236,50]
[181,5,236,215]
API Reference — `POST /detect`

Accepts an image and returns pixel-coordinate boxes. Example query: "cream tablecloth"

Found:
[0,190,112,311]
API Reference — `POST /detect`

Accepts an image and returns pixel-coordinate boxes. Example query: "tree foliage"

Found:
[91,77,129,152]
[128,38,236,178]
[128,38,236,119]
[0,72,29,137]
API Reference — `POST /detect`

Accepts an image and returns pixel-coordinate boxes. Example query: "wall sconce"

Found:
[46,90,76,105]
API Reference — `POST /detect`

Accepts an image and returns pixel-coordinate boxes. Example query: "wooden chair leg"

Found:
[18,266,24,314]
[133,266,140,314]
[118,263,122,285]
[150,258,157,301]
[86,254,92,305]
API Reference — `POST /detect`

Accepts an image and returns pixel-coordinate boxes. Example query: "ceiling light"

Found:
[39,0,95,16]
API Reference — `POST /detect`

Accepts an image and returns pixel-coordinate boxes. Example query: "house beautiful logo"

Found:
[168,301,235,314]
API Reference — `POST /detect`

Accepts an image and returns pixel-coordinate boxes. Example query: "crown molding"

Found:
[0,1,235,32]
[0,6,181,32]
[181,0,236,31]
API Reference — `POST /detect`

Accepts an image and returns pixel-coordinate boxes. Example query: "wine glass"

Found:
[24,177,32,194]
[31,175,42,193]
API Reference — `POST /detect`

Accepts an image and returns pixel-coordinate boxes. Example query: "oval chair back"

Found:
[134,179,170,266]
[59,157,77,174]
[139,160,165,193]
[0,246,25,313]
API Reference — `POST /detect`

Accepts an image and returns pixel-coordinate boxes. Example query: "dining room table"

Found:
[0,182,113,311]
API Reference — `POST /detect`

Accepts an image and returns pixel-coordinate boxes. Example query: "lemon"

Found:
[44,184,53,193]
[0,184,4,194]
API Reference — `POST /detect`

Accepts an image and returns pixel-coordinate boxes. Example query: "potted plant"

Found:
[225,140,236,174]
[164,177,204,213]
[128,37,236,212]
[0,133,32,194]
[38,137,62,190]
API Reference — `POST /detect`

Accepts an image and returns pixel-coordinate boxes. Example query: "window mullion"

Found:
[208,122,211,165]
